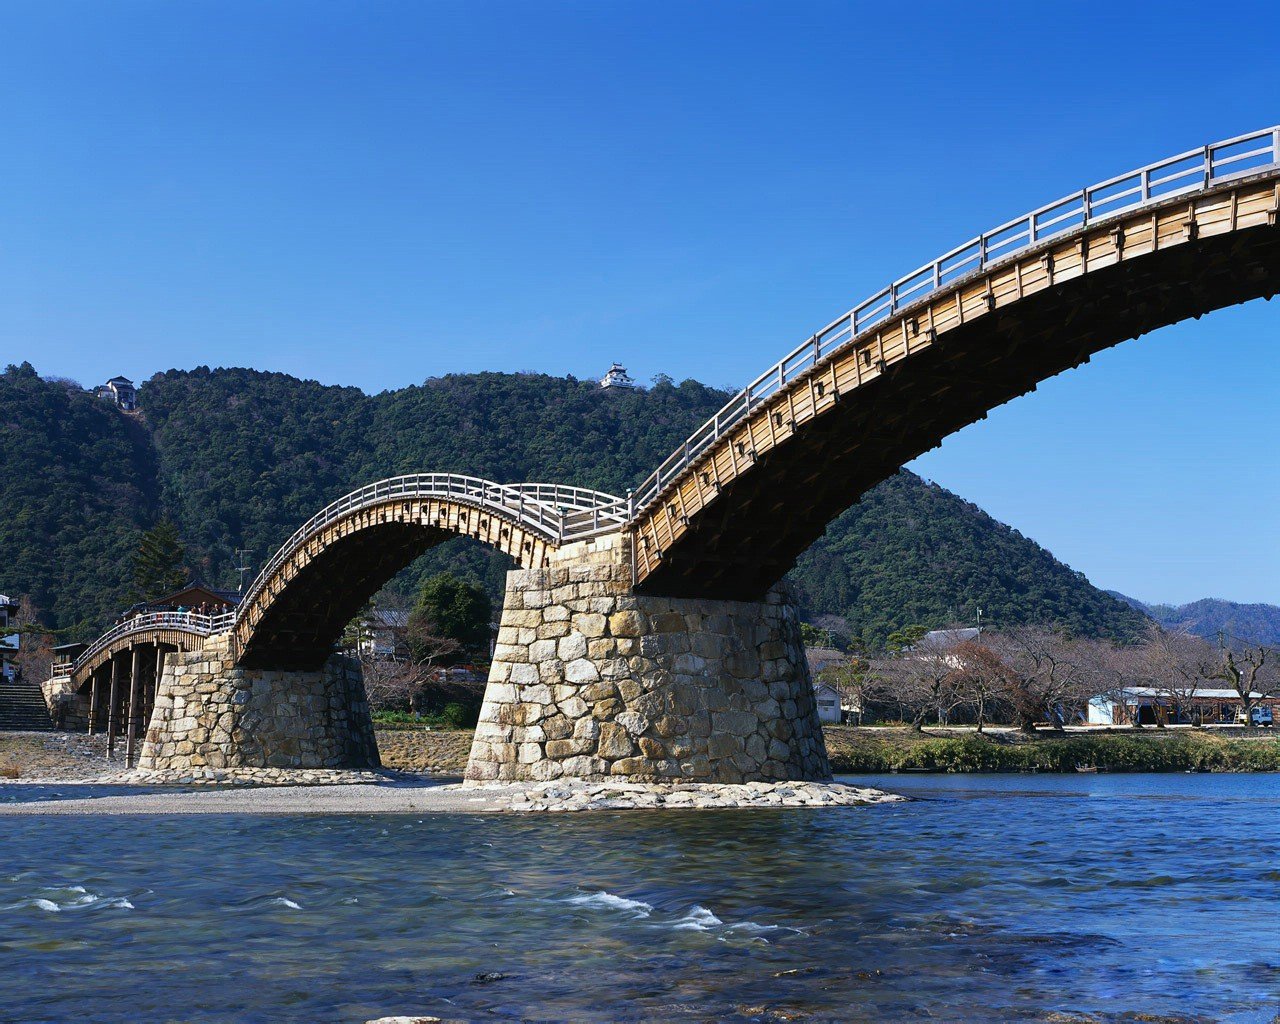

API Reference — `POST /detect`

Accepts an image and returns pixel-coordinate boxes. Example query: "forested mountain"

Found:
[0,363,157,632]
[2,362,1148,647]
[792,474,1149,646]
[1108,592,1280,646]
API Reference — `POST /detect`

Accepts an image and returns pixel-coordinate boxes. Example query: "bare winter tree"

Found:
[948,639,1011,733]
[1207,633,1278,727]
[1140,625,1216,726]
[10,596,53,685]
[816,651,879,727]
[874,634,964,731]
[342,593,462,714]
[984,625,1094,732]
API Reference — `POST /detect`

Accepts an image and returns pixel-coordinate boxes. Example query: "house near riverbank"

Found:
[813,681,843,723]
[1087,687,1280,726]
[0,595,18,683]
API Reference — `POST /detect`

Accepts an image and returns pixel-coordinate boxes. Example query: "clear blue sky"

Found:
[2,1,1277,605]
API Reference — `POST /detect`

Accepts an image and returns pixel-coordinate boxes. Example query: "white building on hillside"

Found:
[599,363,636,389]
[94,376,137,410]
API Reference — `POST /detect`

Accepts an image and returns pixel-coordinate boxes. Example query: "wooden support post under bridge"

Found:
[125,646,143,768]
[87,668,100,736]
[106,656,119,759]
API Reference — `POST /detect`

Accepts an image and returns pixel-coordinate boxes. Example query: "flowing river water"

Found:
[1,773,1278,1023]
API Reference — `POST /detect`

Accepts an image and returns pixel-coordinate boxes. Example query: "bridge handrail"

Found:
[235,473,627,624]
[629,125,1280,514]
[71,610,236,676]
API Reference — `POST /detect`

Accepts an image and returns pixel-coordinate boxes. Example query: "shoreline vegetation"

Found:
[4,726,1279,783]
[370,725,1280,776]
[822,725,1280,774]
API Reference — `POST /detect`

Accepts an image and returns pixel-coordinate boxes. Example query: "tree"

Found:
[948,639,1010,733]
[885,623,930,653]
[984,625,1094,732]
[1208,633,1277,727]
[817,649,878,726]
[801,622,834,648]
[343,592,463,713]
[131,518,188,602]
[1140,626,1215,726]
[874,630,963,731]
[9,596,53,685]
[408,572,492,660]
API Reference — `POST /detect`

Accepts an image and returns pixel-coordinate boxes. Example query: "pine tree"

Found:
[131,518,188,602]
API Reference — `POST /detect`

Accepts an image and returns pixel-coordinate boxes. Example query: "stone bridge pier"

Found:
[465,534,830,784]
[138,635,379,771]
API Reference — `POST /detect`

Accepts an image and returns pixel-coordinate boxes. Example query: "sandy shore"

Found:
[0,778,497,815]
[0,777,904,815]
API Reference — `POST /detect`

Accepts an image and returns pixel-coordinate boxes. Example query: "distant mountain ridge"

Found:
[1108,592,1280,645]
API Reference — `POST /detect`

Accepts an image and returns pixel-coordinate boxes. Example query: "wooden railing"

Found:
[72,610,236,676]
[234,474,628,625]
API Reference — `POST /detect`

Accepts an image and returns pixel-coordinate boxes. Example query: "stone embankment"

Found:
[374,729,472,773]
[107,766,392,787]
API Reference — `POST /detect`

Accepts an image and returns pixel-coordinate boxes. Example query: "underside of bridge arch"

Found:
[236,522,453,670]
[637,221,1280,599]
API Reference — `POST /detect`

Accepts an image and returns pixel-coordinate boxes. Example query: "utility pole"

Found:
[234,549,252,594]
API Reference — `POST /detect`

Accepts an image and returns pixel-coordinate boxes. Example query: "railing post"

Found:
[1027,213,1036,244]
[1203,143,1212,185]
[627,489,634,520]
[1140,168,1150,204]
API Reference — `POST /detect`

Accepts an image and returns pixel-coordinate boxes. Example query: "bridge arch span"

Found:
[232,474,626,669]
[629,127,1280,598]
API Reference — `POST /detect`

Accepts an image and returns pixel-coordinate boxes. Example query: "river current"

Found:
[1,773,1277,1023]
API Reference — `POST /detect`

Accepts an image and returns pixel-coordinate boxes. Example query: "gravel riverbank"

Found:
[0,776,902,815]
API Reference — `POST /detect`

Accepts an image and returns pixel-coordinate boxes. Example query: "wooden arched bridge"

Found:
[56,125,1280,780]
[627,125,1280,597]
[64,475,629,742]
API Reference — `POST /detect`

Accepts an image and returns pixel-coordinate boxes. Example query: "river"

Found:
[1,773,1277,1023]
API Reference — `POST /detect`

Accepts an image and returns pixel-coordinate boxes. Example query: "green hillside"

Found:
[1,363,1148,647]
[792,474,1148,646]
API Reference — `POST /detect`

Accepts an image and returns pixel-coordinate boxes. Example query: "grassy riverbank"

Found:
[823,726,1280,773]
[5,726,1277,780]
[371,726,1280,776]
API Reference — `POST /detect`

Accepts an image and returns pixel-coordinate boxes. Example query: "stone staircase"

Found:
[0,674,54,732]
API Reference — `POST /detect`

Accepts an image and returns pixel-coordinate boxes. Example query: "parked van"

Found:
[1235,706,1274,727]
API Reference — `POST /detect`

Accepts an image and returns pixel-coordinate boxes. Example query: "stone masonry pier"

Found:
[139,634,379,771]
[465,537,830,784]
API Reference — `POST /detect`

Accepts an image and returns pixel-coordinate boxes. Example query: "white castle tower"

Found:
[599,362,636,389]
